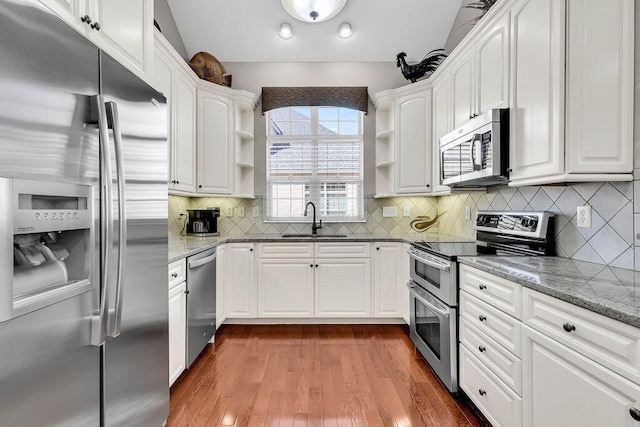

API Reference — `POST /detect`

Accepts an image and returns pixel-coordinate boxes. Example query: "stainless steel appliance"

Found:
[187,208,220,236]
[0,1,168,425]
[186,248,217,367]
[440,109,509,187]
[407,211,554,393]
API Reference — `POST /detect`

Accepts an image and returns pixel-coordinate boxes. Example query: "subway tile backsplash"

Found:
[170,180,637,271]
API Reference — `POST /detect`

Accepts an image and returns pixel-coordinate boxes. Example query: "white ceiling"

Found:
[166,0,464,62]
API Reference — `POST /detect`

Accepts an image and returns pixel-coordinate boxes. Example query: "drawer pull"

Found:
[563,323,576,333]
[630,408,640,421]
[478,346,486,353]
[171,273,178,278]
[479,284,487,290]
[479,315,487,322]
[478,389,487,396]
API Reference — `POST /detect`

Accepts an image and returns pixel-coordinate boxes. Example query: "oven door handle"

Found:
[407,282,450,318]
[408,249,451,272]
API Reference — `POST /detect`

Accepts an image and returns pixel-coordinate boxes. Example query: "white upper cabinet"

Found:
[475,10,510,114]
[171,66,198,193]
[395,89,432,194]
[197,87,233,194]
[431,75,452,194]
[565,0,634,174]
[509,0,634,186]
[39,0,153,80]
[451,50,476,129]
[153,32,197,193]
[509,0,565,184]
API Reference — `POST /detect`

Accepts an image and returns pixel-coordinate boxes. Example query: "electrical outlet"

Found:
[236,207,245,218]
[465,206,471,220]
[577,206,592,228]
[225,207,233,217]
[403,206,411,217]
[382,206,398,218]
[252,207,260,217]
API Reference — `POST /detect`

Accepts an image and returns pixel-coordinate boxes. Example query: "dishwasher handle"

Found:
[188,252,216,269]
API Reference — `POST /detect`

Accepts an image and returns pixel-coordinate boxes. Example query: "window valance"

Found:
[261,86,368,115]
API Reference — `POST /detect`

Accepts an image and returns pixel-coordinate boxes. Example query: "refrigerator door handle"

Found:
[91,95,114,347]
[105,101,127,339]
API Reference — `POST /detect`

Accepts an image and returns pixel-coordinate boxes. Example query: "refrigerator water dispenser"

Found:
[1,178,94,321]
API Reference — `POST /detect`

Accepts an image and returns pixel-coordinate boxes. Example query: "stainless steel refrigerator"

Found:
[0,1,169,426]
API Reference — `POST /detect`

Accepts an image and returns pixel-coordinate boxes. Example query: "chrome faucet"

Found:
[304,201,322,235]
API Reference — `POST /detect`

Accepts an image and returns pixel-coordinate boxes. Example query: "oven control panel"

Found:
[475,211,553,239]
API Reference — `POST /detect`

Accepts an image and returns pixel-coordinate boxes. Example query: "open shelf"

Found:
[236,130,254,140]
[236,161,254,168]
[375,129,393,139]
[375,161,393,168]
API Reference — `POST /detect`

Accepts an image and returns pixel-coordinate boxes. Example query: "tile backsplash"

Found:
[171,179,636,271]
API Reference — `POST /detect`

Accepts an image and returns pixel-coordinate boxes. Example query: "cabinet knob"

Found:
[426,184,430,188]
[310,264,314,268]
[478,345,486,353]
[185,290,190,295]
[629,408,640,421]
[376,247,380,250]
[479,284,487,290]
[91,22,101,31]
[315,264,319,268]
[562,323,576,333]
[199,185,203,188]
[171,273,178,278]
[479,315,487,322]
[478,389,487,396]
[249,248,253,251]
[176,180,179,184]
[469,115,473,120]
[81,15,92,24]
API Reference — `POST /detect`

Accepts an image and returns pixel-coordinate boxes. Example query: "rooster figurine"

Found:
[396,49,448,83]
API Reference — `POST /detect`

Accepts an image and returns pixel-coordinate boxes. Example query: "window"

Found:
[266,106,364,222]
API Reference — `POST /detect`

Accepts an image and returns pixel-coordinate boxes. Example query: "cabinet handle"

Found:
[479,315,487,322]
[310,264,314,268]
[469,115,473,120]
[478,345,486,353]
[171,273,178,278]
[176,180,179,184]
[315,264,319,268]
[185,290,190,295]
[91,22,101,31]
[478,389,486,396]
[81,14,92,24]
[563,323,576,333]
[479,284,487,290]
[630,408,640,421]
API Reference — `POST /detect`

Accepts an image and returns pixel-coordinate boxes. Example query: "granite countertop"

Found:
[458,256,640,328]
[168,232,472,263]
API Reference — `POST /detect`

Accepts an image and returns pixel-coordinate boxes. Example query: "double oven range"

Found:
[407,211,555,393]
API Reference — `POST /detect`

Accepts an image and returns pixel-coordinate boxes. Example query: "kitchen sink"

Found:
[281,233,348,238]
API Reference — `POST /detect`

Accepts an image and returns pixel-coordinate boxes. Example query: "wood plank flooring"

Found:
[168,324,484,427]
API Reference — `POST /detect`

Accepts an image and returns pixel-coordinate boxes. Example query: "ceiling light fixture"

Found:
[278,22,294,39]
[338,22,353,38]
[281,0,347,23]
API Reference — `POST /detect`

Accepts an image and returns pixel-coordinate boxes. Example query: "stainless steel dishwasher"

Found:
[186,248,216,367]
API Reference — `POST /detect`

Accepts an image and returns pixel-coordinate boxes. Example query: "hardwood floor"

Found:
[168,324,484,427]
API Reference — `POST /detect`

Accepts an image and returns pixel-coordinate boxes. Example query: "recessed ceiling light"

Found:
[281,0,347,23]
[338,22,353,38]
[279,22,294,39]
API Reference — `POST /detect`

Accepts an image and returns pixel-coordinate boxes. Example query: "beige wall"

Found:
[223,62,408,196]
[154,0,189,60]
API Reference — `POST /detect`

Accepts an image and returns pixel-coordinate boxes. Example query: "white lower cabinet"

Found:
[460,264,640,427]
[215,244,226,329]
[374,242,403,318]
[523,326,640,427]
[257,259,314,317]
[315,258,372,317]
[225,243,256,318]
[168,259,187,386]
[460,345,523,427]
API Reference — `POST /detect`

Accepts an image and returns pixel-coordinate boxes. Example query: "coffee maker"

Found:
[186,208,220,236]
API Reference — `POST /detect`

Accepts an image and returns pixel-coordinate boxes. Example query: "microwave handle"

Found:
[470,134,482,171]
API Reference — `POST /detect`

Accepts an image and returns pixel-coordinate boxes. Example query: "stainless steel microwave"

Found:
[439,108,509,187]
